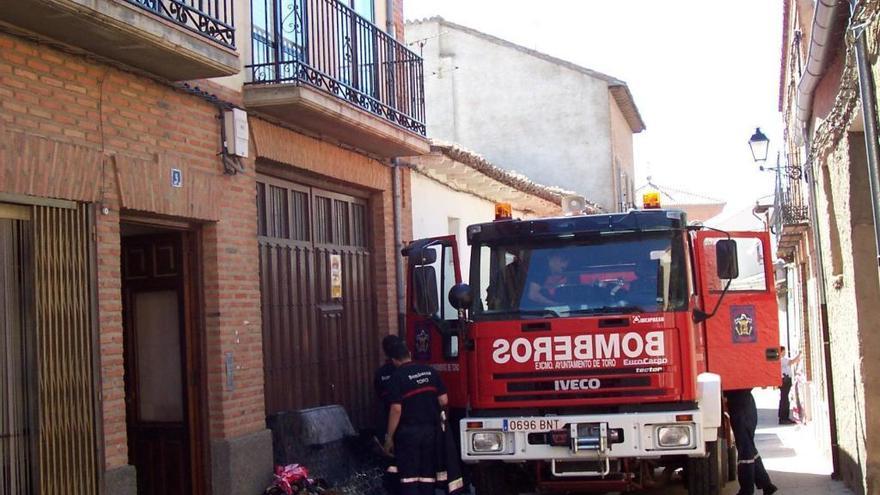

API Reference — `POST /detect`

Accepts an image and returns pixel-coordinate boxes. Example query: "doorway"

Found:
[121,223,207,495]
[256,175,376,427]
[1,201,99,495]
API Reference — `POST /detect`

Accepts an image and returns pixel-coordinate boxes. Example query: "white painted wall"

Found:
[411,172,529,276]
[407,19,626,211]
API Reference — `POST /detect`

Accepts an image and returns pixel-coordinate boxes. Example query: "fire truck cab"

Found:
[403,205,780,494]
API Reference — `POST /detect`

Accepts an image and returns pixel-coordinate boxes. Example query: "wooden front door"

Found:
[122,232,199,495]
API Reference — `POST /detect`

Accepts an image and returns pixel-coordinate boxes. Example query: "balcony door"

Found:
[250,0,308,82]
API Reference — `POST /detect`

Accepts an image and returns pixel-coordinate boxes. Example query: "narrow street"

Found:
[637,388,852,495]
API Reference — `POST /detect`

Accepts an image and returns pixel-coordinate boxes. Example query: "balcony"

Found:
[1,0,239,81]
[243,0,429,158]
[773,184,810,258]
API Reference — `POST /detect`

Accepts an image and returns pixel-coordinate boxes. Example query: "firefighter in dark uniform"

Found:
[383,340,449,495]
[374,334,403,437]
[726,389,778,495]
[374,335,403,495]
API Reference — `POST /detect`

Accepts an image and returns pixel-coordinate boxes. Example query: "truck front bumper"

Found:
[460,373,722,463]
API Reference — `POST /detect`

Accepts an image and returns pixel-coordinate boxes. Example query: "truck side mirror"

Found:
[412,266,439,316]
[715,239,739,279]
[408,245,437,266]
[448,283,474,311]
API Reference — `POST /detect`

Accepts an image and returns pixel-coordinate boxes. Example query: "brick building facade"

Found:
[0,1,427,494]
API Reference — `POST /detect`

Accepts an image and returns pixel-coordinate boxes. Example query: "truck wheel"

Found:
[687,440,723,495]
[474,463,513,495]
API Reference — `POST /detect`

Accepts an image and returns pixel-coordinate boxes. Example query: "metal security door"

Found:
[0,208,36,495]
[32,205,99,495]
[0,203,99,495]
[257,176,376,427]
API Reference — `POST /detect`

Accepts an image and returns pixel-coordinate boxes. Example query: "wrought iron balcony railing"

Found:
[125,0,236,48]
[247,0,426,135]
[771,182,810,245]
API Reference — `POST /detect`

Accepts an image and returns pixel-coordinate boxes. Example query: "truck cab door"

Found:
[402,236,465,406]
[694,231,780,390]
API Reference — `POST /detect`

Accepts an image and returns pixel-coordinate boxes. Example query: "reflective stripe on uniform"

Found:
[386,465,399,473]
[436,471,447,481]
[401,477,436,484]
[448,478,464,491]
[737,454,762,465]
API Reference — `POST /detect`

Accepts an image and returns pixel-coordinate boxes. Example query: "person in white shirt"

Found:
[779,346,801,424]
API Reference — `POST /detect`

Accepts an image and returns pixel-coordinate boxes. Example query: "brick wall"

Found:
[1,23,415,476]
[393,0,405,42]
[0,31,264,468]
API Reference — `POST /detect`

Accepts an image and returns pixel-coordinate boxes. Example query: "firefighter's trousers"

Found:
[727,389,776,495]
[394,424,439,495]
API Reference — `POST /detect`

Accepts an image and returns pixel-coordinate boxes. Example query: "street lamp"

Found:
[748,127,770,163]
[747,127,802,180]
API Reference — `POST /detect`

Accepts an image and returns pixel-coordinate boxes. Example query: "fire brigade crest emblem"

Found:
[414,326,431,360]
[730,305,758,343]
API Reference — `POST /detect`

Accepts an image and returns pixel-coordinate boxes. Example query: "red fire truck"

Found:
[402,199,780,494]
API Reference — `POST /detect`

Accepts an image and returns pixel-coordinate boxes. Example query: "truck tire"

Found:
[687,440,723,495]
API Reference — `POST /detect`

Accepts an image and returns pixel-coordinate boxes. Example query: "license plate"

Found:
[502,418,563,432]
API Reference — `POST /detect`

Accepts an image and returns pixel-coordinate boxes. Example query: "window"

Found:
[703,237,767,292]
[469,231,689,319]
[348,0,374,22]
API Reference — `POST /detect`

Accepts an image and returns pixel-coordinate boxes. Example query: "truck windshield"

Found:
[470,231,688,319]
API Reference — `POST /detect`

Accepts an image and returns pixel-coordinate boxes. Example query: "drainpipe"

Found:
[796,0,846,478]
[803,127,841,479]
[386,0,395,37]
[851,0,880,266]
[392,158,406,337]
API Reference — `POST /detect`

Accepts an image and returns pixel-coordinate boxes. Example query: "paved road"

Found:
[636,388,852,495]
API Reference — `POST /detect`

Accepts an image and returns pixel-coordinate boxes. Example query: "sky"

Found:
[402,0,784,218]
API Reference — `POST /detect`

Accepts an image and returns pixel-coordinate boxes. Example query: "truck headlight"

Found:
[655,425,693,448]
[471,432,504,453]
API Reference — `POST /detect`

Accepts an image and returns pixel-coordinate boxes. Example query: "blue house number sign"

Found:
[171,168,183,188]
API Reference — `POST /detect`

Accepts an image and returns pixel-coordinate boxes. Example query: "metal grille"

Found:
[247,0,426,135]
[33,205,99,494]
[0,204,97,495]
[257,177,376,427]
[1,217,36,495]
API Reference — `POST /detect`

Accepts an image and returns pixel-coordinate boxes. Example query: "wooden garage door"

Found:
[257,176,376,427]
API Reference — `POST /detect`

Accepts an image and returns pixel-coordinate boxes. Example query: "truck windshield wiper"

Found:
[485,309,560,318]
[566,305,644,315]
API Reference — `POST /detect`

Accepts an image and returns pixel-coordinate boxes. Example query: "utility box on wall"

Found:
[224,108,249,158]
